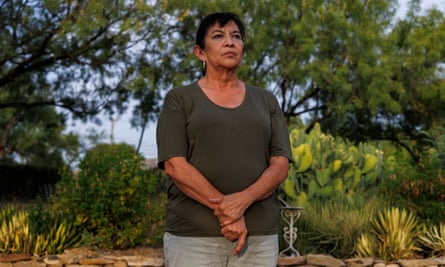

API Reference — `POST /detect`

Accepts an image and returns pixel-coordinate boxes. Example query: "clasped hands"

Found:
[209,192,250,255]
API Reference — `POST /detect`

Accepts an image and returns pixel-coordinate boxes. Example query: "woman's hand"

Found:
[210,192,252,227]
[220,216,248,255]
[210,156,289,227]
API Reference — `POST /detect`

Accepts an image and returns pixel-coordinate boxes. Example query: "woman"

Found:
[156,12,291,267]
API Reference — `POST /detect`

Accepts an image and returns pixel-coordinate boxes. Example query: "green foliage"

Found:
[0,0,160,166]
[281,123,384,206]
[356,207,422,262]
[0,157,167,254]
[159,0,445,161]
[380,128,445,225]
[53,143,160,249]
[418,223,445,257]
[28,202,82,255]
[0,105,80,166]
[2,0,445,170]
[145,192,167,247]
[0,206,33,253]
[295,196,383,258]
[0,204,81,255]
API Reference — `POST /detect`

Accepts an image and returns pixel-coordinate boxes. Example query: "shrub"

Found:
[0,204,80,255]
[382,154,445,225]
[0,206,33,253]
[294,196,382,258]
[380,130,445,225]
[52,143,159,249]
[356,207,422,261]
[144,192,167,247]
[136,168,167,247]
[418,223,445,257]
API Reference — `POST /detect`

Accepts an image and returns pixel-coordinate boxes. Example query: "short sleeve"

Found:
[269,96,292,162]
[156,91,188,169]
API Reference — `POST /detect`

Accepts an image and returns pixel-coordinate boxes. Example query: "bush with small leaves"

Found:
[53,143,157,249]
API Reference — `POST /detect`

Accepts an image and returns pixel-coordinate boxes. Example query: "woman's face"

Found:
[195,20,244,72]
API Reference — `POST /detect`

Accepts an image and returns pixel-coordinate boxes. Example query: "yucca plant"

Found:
[33,218,81,256]
[0,205,81,255]
[0,206,33,253]
[356,233,377,257]
[418,223,445,257]
[356,207,422,262]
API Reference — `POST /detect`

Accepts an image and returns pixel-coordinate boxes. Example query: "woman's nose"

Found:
[224,35,234,46]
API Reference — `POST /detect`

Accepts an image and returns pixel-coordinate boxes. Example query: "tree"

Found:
[157,0,400,120]
[382,6,445,159]
[0,104,80,167]
[156,0,445,161]
[2,0,444,164]
[0,0,164,163]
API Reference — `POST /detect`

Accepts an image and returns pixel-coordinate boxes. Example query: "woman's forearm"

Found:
[164,156,224,210]
[243,155,289,203]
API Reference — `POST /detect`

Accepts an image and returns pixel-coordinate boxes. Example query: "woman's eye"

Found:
[212,34,223,39]
[232,34,242,39]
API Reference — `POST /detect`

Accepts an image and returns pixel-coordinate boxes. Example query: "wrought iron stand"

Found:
[279,206,303,257]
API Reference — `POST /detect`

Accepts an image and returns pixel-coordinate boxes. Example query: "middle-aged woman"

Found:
[156,12,292,267]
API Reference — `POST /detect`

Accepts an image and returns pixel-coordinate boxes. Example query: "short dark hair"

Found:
[195,12,245,49]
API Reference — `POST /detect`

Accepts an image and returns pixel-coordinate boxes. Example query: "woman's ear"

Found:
[193,45,206,61]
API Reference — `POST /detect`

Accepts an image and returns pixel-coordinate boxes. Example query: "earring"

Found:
[202,61,206,76]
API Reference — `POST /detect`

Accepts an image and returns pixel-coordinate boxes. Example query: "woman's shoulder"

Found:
[164,82,200,104]
[162,82,200,111]
[167,82,199,96]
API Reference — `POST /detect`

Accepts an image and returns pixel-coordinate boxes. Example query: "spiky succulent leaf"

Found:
[418,223,445,256]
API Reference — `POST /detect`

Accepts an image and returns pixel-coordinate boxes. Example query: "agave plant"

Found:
[0,205,81,255]
[418,223,445,257]
[356,207,422,262]
[31,210,82,256]
[0,206,33,253]
[356,233,377,258]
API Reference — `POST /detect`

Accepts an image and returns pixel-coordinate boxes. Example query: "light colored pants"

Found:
[163,232,278,267]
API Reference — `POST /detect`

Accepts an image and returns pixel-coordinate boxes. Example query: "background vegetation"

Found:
[0,0,444,261]
[1,143,167,254]
[281,121,444,260]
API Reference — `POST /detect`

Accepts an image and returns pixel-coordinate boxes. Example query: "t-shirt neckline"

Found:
[195,81,247,110]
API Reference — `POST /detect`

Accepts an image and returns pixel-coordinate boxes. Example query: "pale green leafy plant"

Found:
[356,233,377,258]
[418,223,445,257]
[356,207,422,262]
[300,196,381,258]
[0,206,33,253]
[0,205,80,255]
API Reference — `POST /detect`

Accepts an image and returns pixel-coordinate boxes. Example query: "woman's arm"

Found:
[164,156,224,210]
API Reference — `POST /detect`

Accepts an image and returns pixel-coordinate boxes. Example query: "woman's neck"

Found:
[198,74,246,108]
[200,72,241,91]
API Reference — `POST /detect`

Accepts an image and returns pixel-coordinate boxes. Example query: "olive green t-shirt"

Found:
[156,82,291,236]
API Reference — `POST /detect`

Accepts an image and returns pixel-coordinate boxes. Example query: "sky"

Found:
[397,0,444,16]
[67,112,158,159]
[66,0,444,160]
